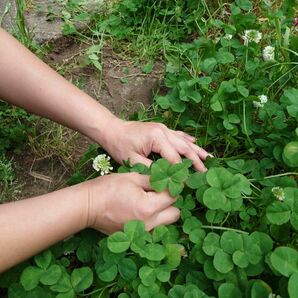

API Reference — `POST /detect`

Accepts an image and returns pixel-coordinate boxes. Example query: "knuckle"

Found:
[151,126,163,137]
[136,204,154,220]
[180,144,192,155]
[157,123,167,130]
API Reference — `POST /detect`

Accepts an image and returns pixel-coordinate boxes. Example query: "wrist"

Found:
[93,115,125,151]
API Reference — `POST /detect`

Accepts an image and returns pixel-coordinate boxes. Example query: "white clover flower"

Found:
[253,101,263,108]
[242,30,262,46]
[253,94,268,108]
[223,34,233,40]
[272,187,285,202]
[268,294,282,298]
[92,154,113,176]
[258,94,268,104]
[263,45,275,61]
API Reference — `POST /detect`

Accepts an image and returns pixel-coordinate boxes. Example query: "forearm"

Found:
[0,28,120,146]
[0,184,88,272]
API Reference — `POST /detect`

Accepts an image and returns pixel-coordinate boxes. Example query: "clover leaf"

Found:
[150,159,190,196]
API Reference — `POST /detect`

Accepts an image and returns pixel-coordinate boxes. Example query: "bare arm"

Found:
[0,173,180,272]
[0,183,88,271]
[0,27,117,146]
[0,27,210,171]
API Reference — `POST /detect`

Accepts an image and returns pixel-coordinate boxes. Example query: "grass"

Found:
[0,156,22,203]
[28,119,79,168]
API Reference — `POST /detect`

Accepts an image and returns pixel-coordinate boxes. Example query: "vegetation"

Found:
[0,0,298,297]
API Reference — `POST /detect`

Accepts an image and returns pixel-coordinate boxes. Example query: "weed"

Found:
[1,1,298,297]
[0,156,22,203]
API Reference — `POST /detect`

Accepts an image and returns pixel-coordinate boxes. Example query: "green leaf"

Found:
[236,0,253,10]
[250,280,271,298]
[266,202,291,225]
[218,283,242,298]
[168,180,184,197]
[142,63,154,74]
[205,209,225,224]
[142,244,166,261]
[34,250,52,270]
[243,237,262,265]
[186,172,206,189]
[202,58,217,73]
[213,250,234,274]
[56,290,76,298]
[156,266,171,282]
[165,244,182,268]
[50,271,72,293]
[288,272,298,298]
[202,232,221,256]
[220,231,243,254]
[183,216,202,234]
[206,167,232,188]
[40,265,62,286]
[204,258,226,281]
[189,228,206,244]
[139,266,156,286]
[118,258,137,280]
[270,247,298,277]
[153,225,168,243]
[282,142,298,167]
[168,163,189,182]
[20,266,43,291]
[216,51,235,64]
[250,231,273,254]
[71,267,93,293]
[150,159,170,192]
[96,262,118,282]
[232,250,249,268]
[124,220,146,242]
[203,187,227,210]
[108,232,130,253]
[223,174,251,197]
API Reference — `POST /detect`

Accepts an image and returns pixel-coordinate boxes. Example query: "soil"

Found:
[1,0,164,200]
[7,35,164,199]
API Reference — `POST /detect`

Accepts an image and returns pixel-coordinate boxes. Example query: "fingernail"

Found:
[207,153,214,158]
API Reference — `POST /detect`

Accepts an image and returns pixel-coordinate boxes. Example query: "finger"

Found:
[167,135,207,172]
[152,132,182,164]
[172,130,196,143]
[130,153,152,167]
[145,206,180,231]
[129,172,152,191]
[143,191,177,214]
[188,142,212,160]
[183,149,207,172]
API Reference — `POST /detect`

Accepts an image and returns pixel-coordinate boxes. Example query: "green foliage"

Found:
[0,102,35,155]
[2,0,298,297]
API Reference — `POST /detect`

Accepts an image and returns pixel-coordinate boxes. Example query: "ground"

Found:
[0,0,163,199]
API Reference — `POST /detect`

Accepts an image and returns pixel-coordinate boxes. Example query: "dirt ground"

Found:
[9,36,164,199]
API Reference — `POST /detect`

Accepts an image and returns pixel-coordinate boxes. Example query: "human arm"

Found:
[0,173,179,272]
[0,28,210,171]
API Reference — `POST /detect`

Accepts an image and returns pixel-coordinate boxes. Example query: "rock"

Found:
[24,0,64,44]
[0,0,17,31]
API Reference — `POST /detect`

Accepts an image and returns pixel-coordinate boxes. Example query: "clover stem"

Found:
[200,225,249,235]
[242,99,255,151]
[220,212,230,226]
[79,282,117,297]
[249,172,298,182]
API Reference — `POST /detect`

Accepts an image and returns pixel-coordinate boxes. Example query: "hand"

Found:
[101,120,210,172]
[84,172,180,234]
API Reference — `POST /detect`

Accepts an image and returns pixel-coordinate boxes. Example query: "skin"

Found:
[0,28,210,272]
